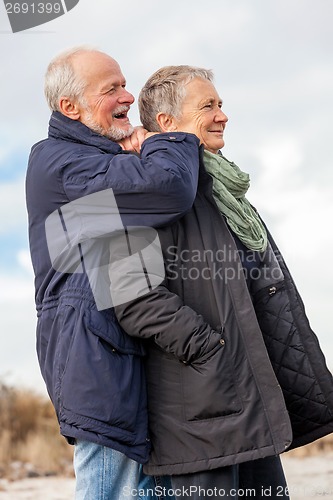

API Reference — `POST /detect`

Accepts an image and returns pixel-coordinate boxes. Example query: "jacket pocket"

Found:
[181,330,243,421]
[56,301,147,434]
[86,307,146,356]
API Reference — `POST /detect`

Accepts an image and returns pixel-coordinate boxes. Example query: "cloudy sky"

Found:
[0,0,332,394]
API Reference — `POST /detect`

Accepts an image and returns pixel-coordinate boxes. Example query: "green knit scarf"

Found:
[203,150,267,252]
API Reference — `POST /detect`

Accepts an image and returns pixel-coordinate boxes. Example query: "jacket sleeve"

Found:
[114,284,223,364]
[62,132,200,228]
[109,229,222,363]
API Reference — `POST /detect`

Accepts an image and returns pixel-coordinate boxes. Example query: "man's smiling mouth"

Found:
[113,106,130,120]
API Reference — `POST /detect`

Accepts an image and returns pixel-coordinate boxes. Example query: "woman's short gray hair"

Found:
[138,65,214,132]
[44,46,95,111]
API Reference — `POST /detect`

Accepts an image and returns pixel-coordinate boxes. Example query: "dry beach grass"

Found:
[0,382,73,481]
[0,381,332,499]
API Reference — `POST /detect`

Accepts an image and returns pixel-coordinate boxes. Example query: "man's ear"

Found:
[59,97,81,120]
[156,112,177,132]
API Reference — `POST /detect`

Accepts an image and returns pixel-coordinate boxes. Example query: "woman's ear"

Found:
[156,112,177,132]
[59,97,81,120]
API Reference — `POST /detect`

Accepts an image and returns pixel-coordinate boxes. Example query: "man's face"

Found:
[173,78,228,154]
[75,52,135,141]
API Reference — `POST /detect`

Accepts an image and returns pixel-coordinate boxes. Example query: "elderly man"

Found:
[25,48,200,499]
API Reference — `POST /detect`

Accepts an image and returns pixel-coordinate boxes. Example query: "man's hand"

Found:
[119,127,158,153]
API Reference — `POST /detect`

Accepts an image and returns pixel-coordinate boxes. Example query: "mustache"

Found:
[112,105,130,117]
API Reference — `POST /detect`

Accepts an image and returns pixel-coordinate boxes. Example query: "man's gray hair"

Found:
[44,46,96,111]
[138,65,214,132]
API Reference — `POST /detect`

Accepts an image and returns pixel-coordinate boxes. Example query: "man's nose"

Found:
[119,89,135,104]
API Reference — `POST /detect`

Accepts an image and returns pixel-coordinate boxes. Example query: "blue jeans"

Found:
[73,440,173,500]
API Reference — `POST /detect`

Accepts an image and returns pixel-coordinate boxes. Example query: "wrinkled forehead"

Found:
[73,52,125,89]
[184,77,222,103]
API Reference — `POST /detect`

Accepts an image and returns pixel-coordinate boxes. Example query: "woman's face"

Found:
[174,78,228,154]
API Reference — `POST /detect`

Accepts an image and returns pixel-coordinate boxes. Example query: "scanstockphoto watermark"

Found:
[123,485,258,497]
[45,188,166,311]
[3,0,80,32]
[165,246,284,284]
[165,245,281,266]
[166,261,283,283]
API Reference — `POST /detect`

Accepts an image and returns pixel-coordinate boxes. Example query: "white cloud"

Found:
[17,249,34,275]
[0,176,27,234]
[254,136,303,183]
[0,146,9,166]
[0,270,44,393]
[0,272,34,302]
[249,134,333,263]
[0,294,44,394]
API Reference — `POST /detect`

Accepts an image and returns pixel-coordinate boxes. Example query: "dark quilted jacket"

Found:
[115,159,333,475]
[254,237,333,449]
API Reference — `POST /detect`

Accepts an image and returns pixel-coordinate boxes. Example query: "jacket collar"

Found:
[198,144,214,192]
[48,111,122,155]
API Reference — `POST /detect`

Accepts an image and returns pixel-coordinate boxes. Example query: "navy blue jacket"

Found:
[25,111,200,463]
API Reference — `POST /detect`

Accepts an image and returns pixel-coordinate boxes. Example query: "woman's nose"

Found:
[215,108,228,123]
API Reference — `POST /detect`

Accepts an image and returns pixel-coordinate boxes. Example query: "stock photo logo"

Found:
[45,189,165,311]
[4,0,79,32]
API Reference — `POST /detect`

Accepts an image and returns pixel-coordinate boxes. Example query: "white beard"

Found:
[84,112,134,142]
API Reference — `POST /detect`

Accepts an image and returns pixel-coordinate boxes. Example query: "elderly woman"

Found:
[116,66,333,499]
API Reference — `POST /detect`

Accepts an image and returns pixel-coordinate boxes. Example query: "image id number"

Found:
[5,3,62,14]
